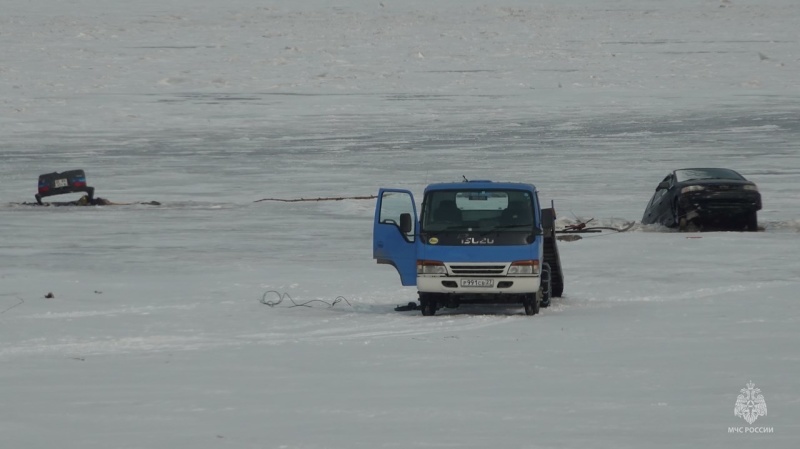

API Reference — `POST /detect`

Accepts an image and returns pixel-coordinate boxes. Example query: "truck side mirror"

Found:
[399,213,412,234]
[656,181,669,191]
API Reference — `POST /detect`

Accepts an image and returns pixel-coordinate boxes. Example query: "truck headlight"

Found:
[417,260,446,275]
[508,260,539,276]
[680,185,705,194]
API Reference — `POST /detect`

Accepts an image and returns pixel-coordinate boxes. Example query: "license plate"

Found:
[461,279,494,288]
[54,178,68,188]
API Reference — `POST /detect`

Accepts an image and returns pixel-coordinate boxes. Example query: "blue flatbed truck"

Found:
[373,180,564,316]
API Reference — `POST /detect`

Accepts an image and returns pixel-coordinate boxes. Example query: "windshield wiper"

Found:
[423,225,468,235]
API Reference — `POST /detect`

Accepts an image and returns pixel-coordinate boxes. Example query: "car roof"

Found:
[672,168,747,181]
[424,180,537,192]
[674,167,742,174]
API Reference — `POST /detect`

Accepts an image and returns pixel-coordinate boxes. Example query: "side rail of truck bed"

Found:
[541,208,564,297]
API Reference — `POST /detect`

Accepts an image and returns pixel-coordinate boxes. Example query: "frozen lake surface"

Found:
[1,1,799,447]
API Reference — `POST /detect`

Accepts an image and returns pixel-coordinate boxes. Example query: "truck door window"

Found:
[379,191,415,242]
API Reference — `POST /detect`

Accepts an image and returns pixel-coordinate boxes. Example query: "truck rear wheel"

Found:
[540,263,552,308]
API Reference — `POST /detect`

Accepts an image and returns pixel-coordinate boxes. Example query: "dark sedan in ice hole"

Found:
[641,168,761,231]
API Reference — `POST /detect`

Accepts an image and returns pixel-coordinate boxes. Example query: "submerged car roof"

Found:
[673,168,746,181]
[424,180,537,192]
[675,167,743,174]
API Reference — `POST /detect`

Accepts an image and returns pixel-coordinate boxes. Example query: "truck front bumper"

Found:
[417,275,540,295]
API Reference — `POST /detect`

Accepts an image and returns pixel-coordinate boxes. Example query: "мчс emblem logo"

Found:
[734,381,767,425]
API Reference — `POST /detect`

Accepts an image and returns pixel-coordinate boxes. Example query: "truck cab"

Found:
[373,180,564,316]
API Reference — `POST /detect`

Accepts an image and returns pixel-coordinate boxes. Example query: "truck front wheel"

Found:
[523,291,541,316]
[421,302,436,316]
[419,293,437,316]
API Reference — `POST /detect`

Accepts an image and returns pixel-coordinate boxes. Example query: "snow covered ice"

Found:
[1,1,799,447]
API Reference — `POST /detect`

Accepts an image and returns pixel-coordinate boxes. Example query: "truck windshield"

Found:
[422,189,535,232]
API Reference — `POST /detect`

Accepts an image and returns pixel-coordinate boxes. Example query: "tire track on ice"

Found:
[0,311,516,359]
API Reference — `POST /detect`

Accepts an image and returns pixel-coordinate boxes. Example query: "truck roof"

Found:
[424,180,537,192]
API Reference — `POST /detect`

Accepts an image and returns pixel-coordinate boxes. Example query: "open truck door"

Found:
[373,188,417,286]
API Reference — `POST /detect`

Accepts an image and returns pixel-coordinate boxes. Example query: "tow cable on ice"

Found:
[259,290,352,308]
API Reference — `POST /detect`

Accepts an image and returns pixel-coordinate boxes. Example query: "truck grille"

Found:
[448,264,507,276]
